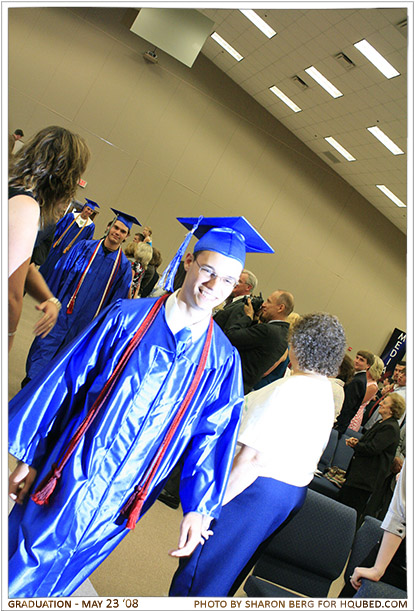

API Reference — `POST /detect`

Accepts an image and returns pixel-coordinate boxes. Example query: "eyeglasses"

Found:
[194,260,238,288]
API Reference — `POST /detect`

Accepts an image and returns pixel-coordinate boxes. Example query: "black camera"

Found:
[243,293,264,314]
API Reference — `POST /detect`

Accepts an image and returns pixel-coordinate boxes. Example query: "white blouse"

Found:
[238,373,335,487]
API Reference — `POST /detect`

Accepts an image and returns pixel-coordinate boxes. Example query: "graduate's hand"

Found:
[350,566,383,590]
[168,512,213,557]
[9,462,37,504]
[34,300,59,338]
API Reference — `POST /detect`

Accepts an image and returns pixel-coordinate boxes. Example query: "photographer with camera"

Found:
[214,269,257,332]
[224,290,294,394]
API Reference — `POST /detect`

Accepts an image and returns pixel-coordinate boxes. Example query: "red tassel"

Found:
[119,485,142,515]
[126,498,145,530]
[31,464,61,505]
[120,486,146,530]
[66,299,74,315]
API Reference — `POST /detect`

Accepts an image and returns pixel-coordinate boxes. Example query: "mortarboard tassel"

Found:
[157,215,203,293]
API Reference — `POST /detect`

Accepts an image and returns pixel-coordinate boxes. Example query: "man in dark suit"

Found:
[214,269,257,332]
[223,289,294,394]
[334,350,375,436]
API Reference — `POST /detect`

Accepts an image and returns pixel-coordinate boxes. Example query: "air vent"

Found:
[334,52,355,70]
[292,75,309,90]
[396,18,407,30]
[322,150,341,164]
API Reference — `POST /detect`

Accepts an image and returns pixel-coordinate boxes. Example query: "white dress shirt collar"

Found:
[165,290,211,342]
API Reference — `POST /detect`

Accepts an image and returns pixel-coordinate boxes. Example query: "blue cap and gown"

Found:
[9,216,273,597]
[39,198,99,282]
[24,209,138,382]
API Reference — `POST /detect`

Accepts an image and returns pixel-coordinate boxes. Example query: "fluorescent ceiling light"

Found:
[376,185,406,207]
[240,10,276,38]
[324,137,356,161]
[367,126,404,155]
[211,32,243,61]
[269,86,302,113]
[354,39,400,79]
[304,66,343,98]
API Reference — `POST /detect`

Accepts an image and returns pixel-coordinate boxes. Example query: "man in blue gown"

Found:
[9,216,273,598]
[23,209,136,384]
[39,198,98,282]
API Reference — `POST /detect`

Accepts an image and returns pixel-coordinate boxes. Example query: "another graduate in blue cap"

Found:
[39,198,99,282]
[22,208,138,385]
[9,216,273,598]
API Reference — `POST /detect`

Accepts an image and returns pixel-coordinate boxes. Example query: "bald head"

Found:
[259,290,294,323]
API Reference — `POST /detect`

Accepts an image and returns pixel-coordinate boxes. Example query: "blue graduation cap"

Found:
[83,198,100,211]
[178,216,274,264]
[157,216,273,292]
[110,208,141,231]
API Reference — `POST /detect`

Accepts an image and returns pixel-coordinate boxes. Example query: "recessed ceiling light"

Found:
[376,185,406,207]
[354,39,400,79]
[240,10,276,39]
[269,86,302,113]
[324,137,356,161]
[211,32,243,62]
[367,126,404,155]
[304,66,343,98]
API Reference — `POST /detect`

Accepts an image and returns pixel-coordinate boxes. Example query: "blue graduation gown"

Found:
[39,212,95,282]
[25,239,132,382]
[9,298,244,597]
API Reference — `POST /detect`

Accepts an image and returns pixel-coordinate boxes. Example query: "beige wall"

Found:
[8,6,406,354]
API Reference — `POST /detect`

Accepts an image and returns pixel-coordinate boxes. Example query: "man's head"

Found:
[13,129,24,141]
[231,269,257,298]
[259,290,294,323]
[104,220,129,250]
[354,350,375,372]
[133,233,145,244]
[396,366,406,388]
[393,362,406,382]
[180,250,242,314]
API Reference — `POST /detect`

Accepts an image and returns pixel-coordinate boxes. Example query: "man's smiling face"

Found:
[179,251,242,314]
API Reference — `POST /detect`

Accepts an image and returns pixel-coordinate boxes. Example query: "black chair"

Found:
[342,515,407,598]
[354,578,407,598]
[243,489,357,598]
[315,428,338,474]
[343,515,382,580]
[309,428,362,500]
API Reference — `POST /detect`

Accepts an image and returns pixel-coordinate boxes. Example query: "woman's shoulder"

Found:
[9,192,39,224]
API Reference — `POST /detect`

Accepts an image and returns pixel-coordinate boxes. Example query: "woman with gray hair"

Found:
[338,393,405,526]
[170,312,346,596]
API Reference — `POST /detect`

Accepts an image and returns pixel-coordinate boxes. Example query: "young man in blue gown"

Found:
[23,209,137,384]
[39,198,98,282]
[9,216,273,597]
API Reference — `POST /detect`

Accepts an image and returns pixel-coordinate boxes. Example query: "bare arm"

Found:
[25,264,60,337]
[350,531,403,590]
[8,259,31,351]
[222,443,264,506]
[361,382,378,406]
[9,195,39,277]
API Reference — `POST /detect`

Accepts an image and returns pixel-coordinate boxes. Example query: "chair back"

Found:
[248,489,357,597]
[344,515,382,579]
[317,428,338,472]
[331,427,363,470]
